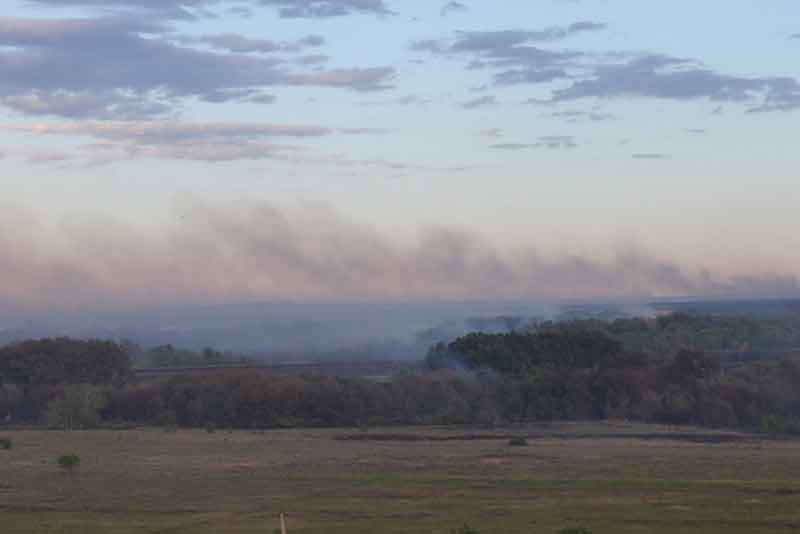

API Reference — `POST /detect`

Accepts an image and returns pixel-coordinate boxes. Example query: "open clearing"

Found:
[2,423,800,533]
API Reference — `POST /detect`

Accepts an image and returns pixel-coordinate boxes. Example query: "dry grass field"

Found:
[2,423,800,534]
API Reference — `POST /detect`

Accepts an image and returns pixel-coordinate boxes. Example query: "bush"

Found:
[0,437,12,450]
[57,453,81,475]
[761,415,787,437]
[508,436,528,447]
[558,527,592,534]
[451,525,480,534]
[153,410,177,427]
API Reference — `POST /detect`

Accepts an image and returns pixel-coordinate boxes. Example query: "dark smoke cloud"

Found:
[0,201,797,312]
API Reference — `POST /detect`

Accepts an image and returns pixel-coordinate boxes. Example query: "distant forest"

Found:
[125,343,249,369]
[1,312,800,433]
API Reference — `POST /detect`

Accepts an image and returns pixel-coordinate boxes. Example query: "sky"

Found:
[1,0,800,311]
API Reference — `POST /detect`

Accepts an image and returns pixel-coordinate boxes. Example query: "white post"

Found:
[280,513,287,534]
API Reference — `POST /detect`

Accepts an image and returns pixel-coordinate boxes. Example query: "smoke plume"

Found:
[0,200,797,312]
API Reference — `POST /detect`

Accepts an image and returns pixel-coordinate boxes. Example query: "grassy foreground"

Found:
[2,423,800,533]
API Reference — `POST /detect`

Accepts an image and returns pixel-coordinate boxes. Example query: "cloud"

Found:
[477,128,504,138]
[791,33,800,40]
[338,127,391,134]
[228,5,255,18]
[632,153,670,160]
[441,1,469,16]
[257,0,393,18]
[5,120,335,163]
[1,90,172,120]
[550,54,800,111]
[291,67,396,90]
[746,91,800,113]
[489,143,533,151]
[358,94,432,107]
[276,152,472,174]
[27,0,218,20]
[98,141,302,162]
[24,150,77,165]
[542,109,614,122]
[396,94,429,105]
[490,136,577,150]
[28,0,395,19]
[536,135,577,149]
[295,53,331,65]
[685,128,706,134]
[0,16,395,119]
[567,21,606,33]
[5,119,398,165]
[8,121,333,141]
[197,89,261,103]
[412,23,606,52]
[410,25,600,86]
[459,95,497,109]
[414,25,800,112]
[192,33,326,53]
[247,93,278,104]
[0,15,165,45]
[0,146,78,164]
[1,200,796,311]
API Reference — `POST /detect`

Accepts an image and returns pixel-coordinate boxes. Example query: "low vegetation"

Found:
[57,453,81,476]
[558,528,592,534]
[2,424,800,533]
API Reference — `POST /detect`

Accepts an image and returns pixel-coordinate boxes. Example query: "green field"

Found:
[2,423,800,533]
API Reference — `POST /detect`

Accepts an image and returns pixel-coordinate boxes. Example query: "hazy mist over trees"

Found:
[2,311,800,433]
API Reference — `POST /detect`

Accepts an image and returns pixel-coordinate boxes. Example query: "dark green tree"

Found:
[57,453,81,476]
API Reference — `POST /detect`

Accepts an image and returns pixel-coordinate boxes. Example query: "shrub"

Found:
[761,415,787,437]
[153,410,177,427]
[57,453,81,475]
[558,527,592,534]
[451,525,480,534]
[205,422,217,434]
[508,436,528,447]
[0,437,12,450]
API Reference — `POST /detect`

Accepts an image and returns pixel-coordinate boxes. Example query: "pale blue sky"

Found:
[1,0,799,309]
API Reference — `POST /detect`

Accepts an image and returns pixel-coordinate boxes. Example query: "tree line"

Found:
[124,342,248,369]
[1,314,800,432]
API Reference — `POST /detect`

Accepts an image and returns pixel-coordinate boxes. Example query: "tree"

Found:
[46,385,106,431]
[57,453,80,476]
[0,382,22,422]
[438,328,624,375]
[666,349,720,385]
[0,338,131,388]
